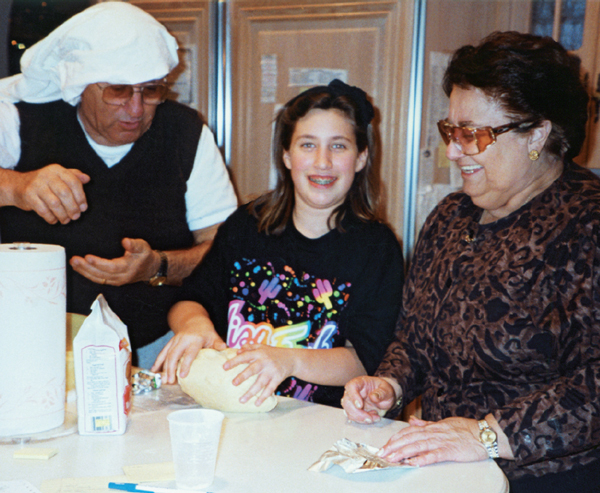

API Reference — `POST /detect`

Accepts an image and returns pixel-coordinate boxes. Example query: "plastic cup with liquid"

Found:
[167,409,225,490]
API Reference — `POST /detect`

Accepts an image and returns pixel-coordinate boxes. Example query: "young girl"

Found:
[153,80,404,407]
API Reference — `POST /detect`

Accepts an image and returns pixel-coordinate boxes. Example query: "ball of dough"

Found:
[178,348,278,413]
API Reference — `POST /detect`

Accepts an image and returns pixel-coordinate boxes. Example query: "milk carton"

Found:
[73,294,132,435]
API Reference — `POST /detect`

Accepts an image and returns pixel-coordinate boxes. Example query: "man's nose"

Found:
[125,91,145,117]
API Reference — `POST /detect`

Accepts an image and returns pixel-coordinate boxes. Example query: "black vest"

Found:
[1,100,202,351]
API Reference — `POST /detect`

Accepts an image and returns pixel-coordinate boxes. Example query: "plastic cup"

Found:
[167,409,225,490]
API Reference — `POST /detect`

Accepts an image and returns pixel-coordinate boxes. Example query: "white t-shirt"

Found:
[0,101,237,232]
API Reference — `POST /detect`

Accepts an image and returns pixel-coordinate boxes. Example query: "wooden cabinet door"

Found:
[226,0,415,237]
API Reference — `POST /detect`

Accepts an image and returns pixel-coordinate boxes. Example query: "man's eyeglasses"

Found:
[97,82,169,106]
[437,118,537,156]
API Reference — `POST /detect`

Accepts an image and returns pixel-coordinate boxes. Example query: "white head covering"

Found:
[0,2,179,105]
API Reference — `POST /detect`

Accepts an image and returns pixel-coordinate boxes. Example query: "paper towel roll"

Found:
[0,243,66,436]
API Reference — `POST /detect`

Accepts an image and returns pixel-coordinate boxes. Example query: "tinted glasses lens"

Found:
[437,120,451,145]
[472,127,495,154]
[455,128,478,154]
[140,84,168,104]
[102,85,132,104]
[437,121,495,155]
[102,84,167,105]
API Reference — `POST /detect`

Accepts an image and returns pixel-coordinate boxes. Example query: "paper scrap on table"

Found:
[123,462,175,482]
[0,480,42,493]
[40,476,127,493]
[308,438,418,473]
[13,448,58,460]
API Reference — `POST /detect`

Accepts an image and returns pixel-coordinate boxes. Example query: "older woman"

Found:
[342,31,600,493]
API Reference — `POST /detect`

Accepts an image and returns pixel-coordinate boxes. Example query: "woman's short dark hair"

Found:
[249,86,381,235]
[443,31,589,160]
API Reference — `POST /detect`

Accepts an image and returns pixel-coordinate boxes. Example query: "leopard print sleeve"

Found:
[376,162,600,480]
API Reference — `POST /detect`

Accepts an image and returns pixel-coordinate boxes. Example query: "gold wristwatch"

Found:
[478,419,499,458]
[147,250,168,287]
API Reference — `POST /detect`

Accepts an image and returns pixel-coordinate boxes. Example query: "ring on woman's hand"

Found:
[102,278,107,285]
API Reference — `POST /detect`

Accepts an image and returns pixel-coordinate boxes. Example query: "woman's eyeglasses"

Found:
[97,82,169,106]
[437,118,537,155]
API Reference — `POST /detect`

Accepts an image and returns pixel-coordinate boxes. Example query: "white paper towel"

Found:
[0,243,66,436]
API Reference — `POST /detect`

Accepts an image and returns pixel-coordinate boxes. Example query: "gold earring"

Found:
[529,149,540,161]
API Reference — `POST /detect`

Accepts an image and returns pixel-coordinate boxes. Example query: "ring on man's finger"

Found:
[102,278,107,285]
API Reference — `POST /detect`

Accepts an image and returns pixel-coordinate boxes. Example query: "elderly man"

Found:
[0,3,237,367]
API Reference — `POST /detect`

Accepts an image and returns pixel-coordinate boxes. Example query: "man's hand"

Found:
[70,237,159,286]
[3,165,90,224]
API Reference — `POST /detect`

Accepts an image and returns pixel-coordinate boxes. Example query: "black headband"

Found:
[288,79,375,129]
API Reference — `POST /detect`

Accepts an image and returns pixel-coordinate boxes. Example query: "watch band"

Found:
[478,419,499,459]
[390,393,403,413]
[377,377,403,417]
[147,250,168,287]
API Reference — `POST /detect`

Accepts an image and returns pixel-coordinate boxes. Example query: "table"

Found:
[0,385,509,493]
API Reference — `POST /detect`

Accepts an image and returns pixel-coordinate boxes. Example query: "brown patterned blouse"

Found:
[377,162,600,480]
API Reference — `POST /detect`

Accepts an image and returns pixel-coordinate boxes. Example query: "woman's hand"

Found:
[152,301,226,384]
[223,344,294,407]
[378,416,488,466]
[342,376,397,424]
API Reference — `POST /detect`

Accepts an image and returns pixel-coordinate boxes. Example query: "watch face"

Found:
[481,429,497,445]
[149,276,167,287]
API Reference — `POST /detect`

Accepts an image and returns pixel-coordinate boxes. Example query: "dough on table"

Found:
[178,348,278,413]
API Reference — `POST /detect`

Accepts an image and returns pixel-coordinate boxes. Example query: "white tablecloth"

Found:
[0,385,509,493]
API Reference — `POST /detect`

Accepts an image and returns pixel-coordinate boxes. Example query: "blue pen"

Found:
[108,482,209,493]
[108,484,153,493]
[109,483,155,493]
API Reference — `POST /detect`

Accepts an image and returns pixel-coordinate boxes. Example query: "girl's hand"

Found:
[223,344,294,406]
[152,324,226,384]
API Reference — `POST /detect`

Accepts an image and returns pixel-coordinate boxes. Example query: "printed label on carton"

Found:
[74,294,132,435]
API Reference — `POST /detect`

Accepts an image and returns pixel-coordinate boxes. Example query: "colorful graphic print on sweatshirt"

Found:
[226,257,351,401]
